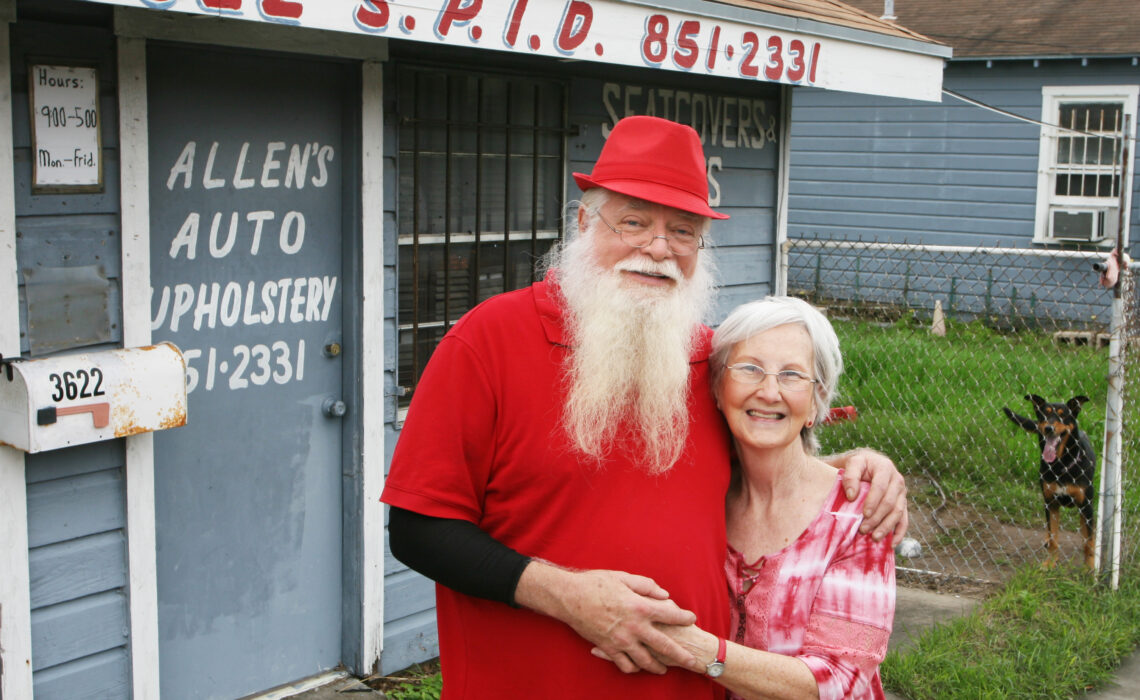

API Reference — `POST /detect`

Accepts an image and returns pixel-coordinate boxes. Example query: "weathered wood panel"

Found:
[32,647,130,700]
[30,590,128,672]
[25,468,124,549]
[28,531,126,609]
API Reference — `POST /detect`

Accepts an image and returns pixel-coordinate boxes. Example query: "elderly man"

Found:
[382,115,906,699]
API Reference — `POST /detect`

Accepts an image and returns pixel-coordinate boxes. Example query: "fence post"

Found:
[903,261,911,308]
[1096,269,1127,589]
[813,253,821,299]
[985,268,993,318]
[778,239,791,296]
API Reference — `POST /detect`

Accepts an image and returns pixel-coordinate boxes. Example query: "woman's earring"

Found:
[806,419,814,428]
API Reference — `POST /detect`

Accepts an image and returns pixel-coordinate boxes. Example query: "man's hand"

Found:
[514,561,698,674]
[832,448,908,541]
[591,623,712,675]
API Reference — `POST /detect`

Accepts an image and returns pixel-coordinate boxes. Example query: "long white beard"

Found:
[553,230,716,473]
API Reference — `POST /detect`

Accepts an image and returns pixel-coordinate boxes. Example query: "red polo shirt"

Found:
[382,278,731,699]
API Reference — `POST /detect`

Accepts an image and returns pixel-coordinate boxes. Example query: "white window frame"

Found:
[1033,84,1138,246]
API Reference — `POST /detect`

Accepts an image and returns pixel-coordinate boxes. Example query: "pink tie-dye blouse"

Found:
[724,473,895,700]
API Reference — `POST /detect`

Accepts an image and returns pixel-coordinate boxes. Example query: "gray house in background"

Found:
[783,0,1139,324]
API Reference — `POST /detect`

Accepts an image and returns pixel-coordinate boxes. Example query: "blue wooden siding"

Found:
[26,442,130,700]
[11,11,132,699]
[12,17,122,355]
[789,58,1139,252]
[787,58,1140,324]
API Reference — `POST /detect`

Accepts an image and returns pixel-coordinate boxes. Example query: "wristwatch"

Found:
[705,637,727,678]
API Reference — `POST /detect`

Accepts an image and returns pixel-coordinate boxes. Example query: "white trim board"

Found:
[0,0,34,697]
[114,6,387,61]
[117,35,162,700]
[359,60,386,675]
[774,84,793,296]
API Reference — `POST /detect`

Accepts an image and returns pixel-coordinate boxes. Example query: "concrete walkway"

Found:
[1079,648,1140,699]
[884,587,978,700]
[280,586,1138,699]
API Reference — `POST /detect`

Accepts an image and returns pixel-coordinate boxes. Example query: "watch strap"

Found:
[705,637,727,677]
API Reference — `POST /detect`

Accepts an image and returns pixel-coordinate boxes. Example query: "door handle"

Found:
[322,397,347,418]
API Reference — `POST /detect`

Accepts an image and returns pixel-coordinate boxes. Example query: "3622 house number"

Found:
[48,368,106,402]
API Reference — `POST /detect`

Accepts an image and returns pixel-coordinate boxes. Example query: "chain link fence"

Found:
[781,239,1137,593]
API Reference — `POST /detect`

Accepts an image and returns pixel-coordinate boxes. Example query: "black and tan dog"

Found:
[1003,394,1096,570]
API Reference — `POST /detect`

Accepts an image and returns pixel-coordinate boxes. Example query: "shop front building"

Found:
[0,1,947,697]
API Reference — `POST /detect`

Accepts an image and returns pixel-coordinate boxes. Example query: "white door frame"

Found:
[113,6,389,684]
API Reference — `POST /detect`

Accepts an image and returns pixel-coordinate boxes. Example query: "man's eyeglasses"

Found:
[724,363,817,392]
[592,209,705,256]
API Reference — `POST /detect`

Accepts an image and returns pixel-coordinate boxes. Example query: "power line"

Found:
[942,88,1137,143]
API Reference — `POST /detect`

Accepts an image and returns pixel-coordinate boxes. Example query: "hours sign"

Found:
[29,64,102,191]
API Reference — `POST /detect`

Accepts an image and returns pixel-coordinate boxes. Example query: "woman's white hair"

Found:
[709,296,843,453]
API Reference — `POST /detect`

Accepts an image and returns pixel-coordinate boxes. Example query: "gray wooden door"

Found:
[147,45,347,699]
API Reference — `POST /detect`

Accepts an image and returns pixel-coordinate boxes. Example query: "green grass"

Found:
[368,663,442,699]
[384,672,442,700]
[883,564,1140,699]
[820,315,1112,529]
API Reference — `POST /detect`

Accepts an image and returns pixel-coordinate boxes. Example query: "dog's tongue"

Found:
[1044,436,1060,463]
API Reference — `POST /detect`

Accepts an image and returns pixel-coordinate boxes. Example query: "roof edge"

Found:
[953,53,1140,63]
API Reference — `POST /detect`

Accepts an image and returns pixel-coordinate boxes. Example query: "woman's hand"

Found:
[591,623,715,675]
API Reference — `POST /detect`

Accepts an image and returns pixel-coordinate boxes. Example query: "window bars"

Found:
[395,66,569,406]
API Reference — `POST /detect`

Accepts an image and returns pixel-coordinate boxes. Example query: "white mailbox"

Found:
[0,342,187,453]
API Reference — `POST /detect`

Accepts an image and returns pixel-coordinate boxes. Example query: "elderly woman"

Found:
[660,296,896,699]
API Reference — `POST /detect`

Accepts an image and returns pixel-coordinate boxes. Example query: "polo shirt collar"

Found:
[533,271,712,362]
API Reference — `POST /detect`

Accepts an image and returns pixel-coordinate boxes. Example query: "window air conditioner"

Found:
[1050,207,1118,243]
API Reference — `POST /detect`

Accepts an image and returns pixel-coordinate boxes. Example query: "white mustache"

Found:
[614,256,682,282]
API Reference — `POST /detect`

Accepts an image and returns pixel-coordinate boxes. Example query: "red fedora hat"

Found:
[573,115,729,220]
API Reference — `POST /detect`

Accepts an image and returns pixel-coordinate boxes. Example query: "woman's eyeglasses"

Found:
[724,363,817,391]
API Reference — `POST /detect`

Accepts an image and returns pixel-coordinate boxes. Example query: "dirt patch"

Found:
[898,475,1092,594]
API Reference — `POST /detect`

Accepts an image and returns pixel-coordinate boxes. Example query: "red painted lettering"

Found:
[436,0,482,38]
[201,0,241,9]
[808,42,821,83]
[739,31,760,78]
[672,20,699,69]
[556,1,593,52]
[354,0,390,29]
[787,39,806,81]
[642,14,668,64]
[261,0,302,20]
[706,25,721,70]
[765,35,783,81]
[505,0,529,47]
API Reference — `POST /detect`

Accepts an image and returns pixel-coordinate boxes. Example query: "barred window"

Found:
[396,66,568,407]
[1034,86,1137,244]
[1054,102,1123,198]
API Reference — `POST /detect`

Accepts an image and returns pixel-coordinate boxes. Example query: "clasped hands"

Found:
[560,455,908,674]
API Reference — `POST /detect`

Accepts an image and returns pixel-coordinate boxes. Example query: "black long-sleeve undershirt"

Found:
[387,506,532,607]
